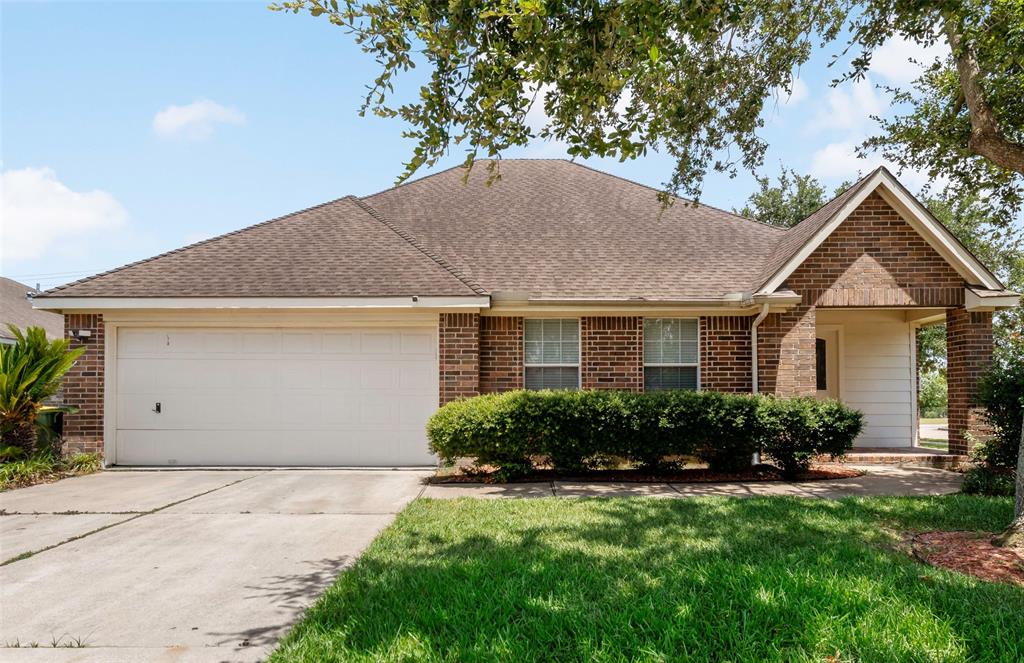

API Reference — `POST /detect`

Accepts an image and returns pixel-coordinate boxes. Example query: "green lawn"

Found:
[271,496,1023,663]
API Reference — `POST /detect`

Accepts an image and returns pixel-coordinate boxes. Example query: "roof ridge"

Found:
[367,157,786,233]
[347,196,488,296]
[40,195,354,296]
[563,160,788,232]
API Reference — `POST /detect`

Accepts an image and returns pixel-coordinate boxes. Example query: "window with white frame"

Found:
[524,318,580,390]
[643,318,699,391]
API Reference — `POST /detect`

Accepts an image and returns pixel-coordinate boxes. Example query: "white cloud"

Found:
[870,35,947,87]
[808,140,947,192]
[1,167,128,263]
[812,76,884,133]
[152,99,246,140]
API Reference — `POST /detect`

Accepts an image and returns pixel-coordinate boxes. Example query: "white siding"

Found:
[840,322,914,447]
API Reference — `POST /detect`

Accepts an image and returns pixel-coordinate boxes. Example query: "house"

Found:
[32,160,1019,467]
[1,277,64,344]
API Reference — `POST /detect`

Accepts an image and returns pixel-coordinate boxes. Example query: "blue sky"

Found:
[2,1,947,290]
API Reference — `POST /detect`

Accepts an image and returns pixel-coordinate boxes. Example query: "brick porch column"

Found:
[756,305,816,396]
[62,313,105,456]
[946,307,993,455]
[438,313,480,404]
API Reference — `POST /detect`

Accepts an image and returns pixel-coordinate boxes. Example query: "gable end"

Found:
[788,192,965,307]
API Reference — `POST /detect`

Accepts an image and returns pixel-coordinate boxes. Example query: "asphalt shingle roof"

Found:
[43,196,481,298]
[363,159,785,300]
[42,160,891,301]
[1,278,64,339]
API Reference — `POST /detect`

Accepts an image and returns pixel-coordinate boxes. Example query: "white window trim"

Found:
[523,318,581,389]
[643,317,702,391]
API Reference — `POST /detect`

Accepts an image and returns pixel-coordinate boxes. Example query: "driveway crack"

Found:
[1,473,267,567]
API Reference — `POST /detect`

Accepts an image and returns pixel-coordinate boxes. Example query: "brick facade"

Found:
[438,313,480,404]
[62,313,105,456]
[700,316,752,392]
[946,308,993,454]
[580,316,643,390]
[479,316,524,393]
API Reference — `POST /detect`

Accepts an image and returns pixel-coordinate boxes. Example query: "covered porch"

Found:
[812,306,990,456]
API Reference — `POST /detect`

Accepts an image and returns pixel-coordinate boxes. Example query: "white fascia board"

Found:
[965,289,1020,311]
[32,296,491,311]
[759,170,1002,294]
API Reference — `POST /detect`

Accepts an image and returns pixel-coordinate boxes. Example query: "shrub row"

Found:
[427,390,863,480]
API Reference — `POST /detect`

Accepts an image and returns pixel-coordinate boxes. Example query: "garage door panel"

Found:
[360,365,398,390]
[400,331,434,355]
[281,331,320,354]
[321,364,359,389]
[400,365,434,391]
[115,326,438,466]
[117,429,436,466]
[322,332,357,354]
[321,396,360,425]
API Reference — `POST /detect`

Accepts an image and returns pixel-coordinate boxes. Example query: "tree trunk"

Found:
[944,19,1024,174]
[3,420,38,456]
[992,411,1024,548]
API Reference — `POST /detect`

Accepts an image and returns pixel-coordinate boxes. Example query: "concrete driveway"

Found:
[0,469,430,662]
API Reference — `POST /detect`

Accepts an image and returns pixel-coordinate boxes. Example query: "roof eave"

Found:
[31,295,492,311]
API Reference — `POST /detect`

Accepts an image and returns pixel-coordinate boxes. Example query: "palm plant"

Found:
[0,325,84,454]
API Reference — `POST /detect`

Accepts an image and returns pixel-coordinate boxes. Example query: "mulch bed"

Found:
[912,531,1024,586]
[431,463,864,484]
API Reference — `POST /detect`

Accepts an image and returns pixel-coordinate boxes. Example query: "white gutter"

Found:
[750,303,770,394]
[31,296,491,311]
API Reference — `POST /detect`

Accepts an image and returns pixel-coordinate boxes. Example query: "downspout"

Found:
[750,303,770,394]
[750,303,770,465]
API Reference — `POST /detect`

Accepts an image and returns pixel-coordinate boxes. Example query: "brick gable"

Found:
[789,192,965,307]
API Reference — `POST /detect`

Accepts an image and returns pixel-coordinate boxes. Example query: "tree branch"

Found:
[944,19,1024,174]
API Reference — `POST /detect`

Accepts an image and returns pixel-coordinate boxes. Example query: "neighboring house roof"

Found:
[40,196,482,298]
[35,159,1010,305]
[0,278,64,340]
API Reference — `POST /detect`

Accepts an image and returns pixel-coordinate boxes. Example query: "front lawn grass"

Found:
[271,495,1023,663]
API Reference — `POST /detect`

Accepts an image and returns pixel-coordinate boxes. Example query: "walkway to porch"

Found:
[844,446,966,470]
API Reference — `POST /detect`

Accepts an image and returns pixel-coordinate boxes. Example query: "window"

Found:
[524,319,579,390]
[815,338,827,390]
[643,318,699,391]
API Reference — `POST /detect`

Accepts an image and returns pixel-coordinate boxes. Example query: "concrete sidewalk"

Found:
[420,465,963,499]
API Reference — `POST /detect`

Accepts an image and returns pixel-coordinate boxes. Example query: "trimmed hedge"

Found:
[427,390,863,480]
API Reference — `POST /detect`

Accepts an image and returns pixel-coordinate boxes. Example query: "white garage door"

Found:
[115,327,438,466]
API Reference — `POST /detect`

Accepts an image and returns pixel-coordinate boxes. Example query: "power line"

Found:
[6,269,102,278]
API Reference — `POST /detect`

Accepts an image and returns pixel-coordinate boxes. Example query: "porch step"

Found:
[838,448,967,470]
